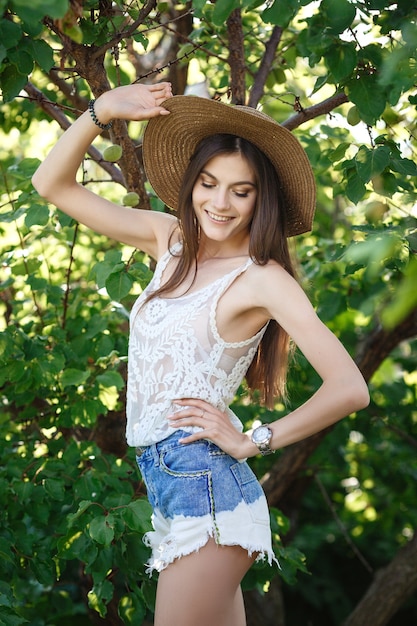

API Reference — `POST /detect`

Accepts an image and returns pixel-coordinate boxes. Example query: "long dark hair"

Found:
[146,134,297,407]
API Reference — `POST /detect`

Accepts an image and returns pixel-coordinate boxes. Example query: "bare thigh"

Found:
[153,538,256,626]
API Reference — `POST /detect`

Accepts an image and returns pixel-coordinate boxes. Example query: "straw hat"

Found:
[143,95,316,236]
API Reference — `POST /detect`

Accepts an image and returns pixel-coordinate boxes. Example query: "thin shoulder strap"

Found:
[211,257,253,307]
[218,257,253,292]
[152,241,182,288]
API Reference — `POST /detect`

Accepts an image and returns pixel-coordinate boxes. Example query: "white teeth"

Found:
[207,211,231,222]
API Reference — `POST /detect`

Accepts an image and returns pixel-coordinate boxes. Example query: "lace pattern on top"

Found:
[126,242,267,447]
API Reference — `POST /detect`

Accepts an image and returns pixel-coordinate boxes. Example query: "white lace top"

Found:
[126,242,267,447]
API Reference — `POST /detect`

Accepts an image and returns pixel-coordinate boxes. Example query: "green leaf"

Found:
[191,0,207,17]
[89,514,115,546]
[311,74,329,95]
[24,204,50,228]
[31,558,56,587]
[105,269,134,301]
[61,368,90,387]
[346,73,387,124]
[26,275,48,290]
[275,545,308,585]
[121,500,153,533]
[0,65,28,102]
[262,0,299,27]
[67,500,95,526]
[132,31,149,50]
[10,0,69,21]
[343,232,402,276]
[0,43,6,65]
[88,579,114,618]
[371,170,398,196]
[84,547,114,584]
[12,157,41,180]
[91,250,125,289]
[321,0,356,34]
[355,145,391,183]
[317,289,344,321]
[325,43,357,82]
[345,169,367,203]
[328,143,350,163]
[7,49,33,76]
[212,0,240,25]
[390,157,417,176]
[12,480,34,502]
[74,472,102,501]
[57,529,97,560]
[118,589,147,625]
[128,261,153,289]
[0,19,22,48]
[85,315,108,339]
[43,477,65,501]
[0,608,28,626]
[381,255,417,329]
[30,39,55,73]
[96,370,125,390]
[104,248,124,264]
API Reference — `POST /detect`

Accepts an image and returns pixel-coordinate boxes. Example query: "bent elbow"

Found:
[31,170,50,200]
[351,375,370,412]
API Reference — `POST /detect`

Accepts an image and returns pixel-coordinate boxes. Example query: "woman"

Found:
[32,83,369,626]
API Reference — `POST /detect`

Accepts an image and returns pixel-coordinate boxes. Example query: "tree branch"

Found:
[282,91,349,130]
[90,0,158,61]
[248,25,283,108]
[355,308,417,380]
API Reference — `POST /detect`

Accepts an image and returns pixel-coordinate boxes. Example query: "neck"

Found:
[197,237,250,262]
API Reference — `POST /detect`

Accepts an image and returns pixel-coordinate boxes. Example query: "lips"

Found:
[206,210,233,223]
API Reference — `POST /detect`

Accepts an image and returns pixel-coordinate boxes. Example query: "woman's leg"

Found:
[153,538,256,626]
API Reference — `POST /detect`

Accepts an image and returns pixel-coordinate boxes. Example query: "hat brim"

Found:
[143,96,315,236]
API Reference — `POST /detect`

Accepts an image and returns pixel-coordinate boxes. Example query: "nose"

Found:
[212,187,229,210]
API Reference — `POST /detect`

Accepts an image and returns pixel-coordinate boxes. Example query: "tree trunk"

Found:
[343,532,417,626]
[227,8,246,104]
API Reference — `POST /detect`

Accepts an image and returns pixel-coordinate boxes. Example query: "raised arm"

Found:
[32,83,175,259]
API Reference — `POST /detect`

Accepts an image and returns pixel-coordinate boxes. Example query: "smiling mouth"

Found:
[206,210,233,223]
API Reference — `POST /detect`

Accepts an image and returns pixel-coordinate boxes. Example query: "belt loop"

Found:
[151,442,160,466]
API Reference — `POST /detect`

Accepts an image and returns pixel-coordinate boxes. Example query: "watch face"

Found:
[252,425,270,444]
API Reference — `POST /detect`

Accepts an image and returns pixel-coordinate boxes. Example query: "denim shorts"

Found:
[135,430,276,574]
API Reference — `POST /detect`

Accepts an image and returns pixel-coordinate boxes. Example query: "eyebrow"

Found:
[200,168,257,187]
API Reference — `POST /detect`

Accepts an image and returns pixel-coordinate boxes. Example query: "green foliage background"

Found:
[0,1,416,625]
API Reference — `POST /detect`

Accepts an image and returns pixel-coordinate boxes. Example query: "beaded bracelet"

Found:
[88,99,113,131]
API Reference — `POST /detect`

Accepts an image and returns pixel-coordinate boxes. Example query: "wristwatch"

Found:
[251,424,274,456]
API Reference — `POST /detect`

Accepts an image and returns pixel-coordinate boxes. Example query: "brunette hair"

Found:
[146,134,297,407]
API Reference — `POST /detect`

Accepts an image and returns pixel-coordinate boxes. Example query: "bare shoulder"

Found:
[245,259,299,294]
[244,259,314,322]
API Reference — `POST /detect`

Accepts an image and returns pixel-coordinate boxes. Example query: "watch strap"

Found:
[251,425,275,456]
